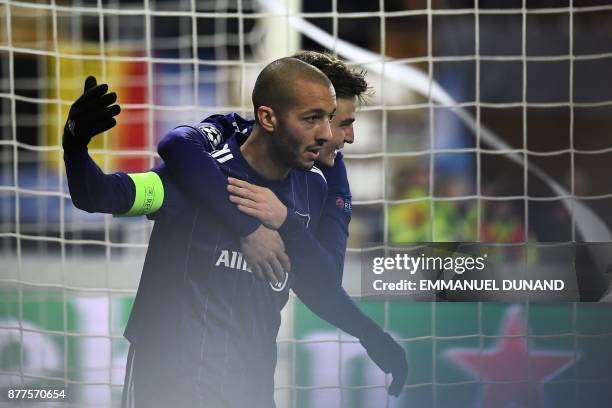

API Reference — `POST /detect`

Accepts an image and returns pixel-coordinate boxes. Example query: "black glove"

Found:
[360,331,408,397]
[63,76,121,151]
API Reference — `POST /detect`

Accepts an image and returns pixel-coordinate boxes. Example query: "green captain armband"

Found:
[121,172,165,216]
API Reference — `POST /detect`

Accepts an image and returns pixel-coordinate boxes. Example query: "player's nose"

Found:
[344,125,354,144]
[317,120,333,144]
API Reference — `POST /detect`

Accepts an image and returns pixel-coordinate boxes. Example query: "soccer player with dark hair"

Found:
[64,57,407,407]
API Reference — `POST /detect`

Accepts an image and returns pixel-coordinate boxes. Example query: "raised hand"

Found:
[63,75,121,150]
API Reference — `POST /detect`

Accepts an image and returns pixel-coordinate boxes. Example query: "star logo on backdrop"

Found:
[444,306,578,408]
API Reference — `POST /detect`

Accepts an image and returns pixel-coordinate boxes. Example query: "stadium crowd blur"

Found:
[304,0,612,245]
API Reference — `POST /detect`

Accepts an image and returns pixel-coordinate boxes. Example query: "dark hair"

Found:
[252,57,332,123]
[292,50,372,103]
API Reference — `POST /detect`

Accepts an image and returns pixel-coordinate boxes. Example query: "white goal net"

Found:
[1,0,612,407]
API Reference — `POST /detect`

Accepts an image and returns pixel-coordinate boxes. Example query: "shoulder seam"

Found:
[309,166,327,184]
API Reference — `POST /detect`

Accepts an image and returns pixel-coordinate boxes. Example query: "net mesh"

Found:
[1,0,612,406]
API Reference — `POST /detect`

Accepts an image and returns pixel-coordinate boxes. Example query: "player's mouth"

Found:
[306,146,321,161]
[333,144,344,159]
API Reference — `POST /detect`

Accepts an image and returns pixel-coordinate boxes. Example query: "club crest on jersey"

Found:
[198,124,223,148]
[335,196,352,213]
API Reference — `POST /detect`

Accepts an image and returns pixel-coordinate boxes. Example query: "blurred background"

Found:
[1,0,612,406]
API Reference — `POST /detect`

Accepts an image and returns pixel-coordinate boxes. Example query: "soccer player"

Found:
[64,59,407,407]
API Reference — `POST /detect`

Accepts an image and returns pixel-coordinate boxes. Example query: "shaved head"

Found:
[252,57,333,123]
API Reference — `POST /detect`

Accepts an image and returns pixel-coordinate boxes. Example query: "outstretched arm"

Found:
[63,76,140,215]
[64,144,137,214]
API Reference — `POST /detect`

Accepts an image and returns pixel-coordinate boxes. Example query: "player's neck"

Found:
[240,127,291,181]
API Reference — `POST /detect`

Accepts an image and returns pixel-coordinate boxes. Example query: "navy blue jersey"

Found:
[317,151,352,283]
[127,135,326,407]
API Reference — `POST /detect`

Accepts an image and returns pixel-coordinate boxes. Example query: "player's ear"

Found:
[257,106,276,132]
